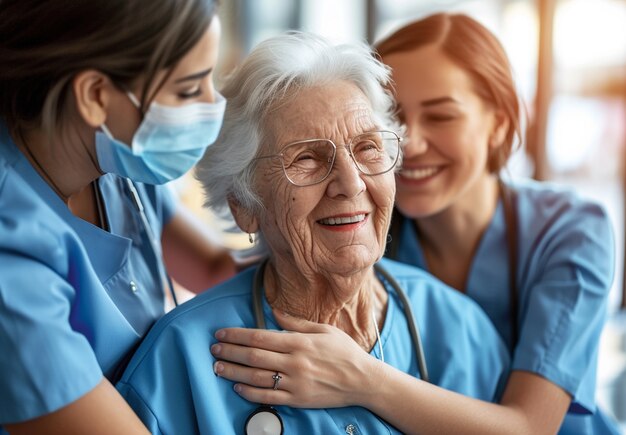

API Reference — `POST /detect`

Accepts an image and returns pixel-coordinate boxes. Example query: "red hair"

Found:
[375,13,522,172]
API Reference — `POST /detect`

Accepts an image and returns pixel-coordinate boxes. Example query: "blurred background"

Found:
[169,0,626,427]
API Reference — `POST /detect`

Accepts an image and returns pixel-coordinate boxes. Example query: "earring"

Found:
[248,233,255,244]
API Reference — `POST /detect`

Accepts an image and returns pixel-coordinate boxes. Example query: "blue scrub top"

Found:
[0,121,175,427]
[390,179,618,434]
[117,258,510,435]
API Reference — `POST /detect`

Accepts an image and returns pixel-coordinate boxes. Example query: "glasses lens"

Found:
[281,140,335,186]
[350,131,400,175]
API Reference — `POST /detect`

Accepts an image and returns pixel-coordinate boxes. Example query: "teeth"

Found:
[400,167,440,180]
[319,214,366,225]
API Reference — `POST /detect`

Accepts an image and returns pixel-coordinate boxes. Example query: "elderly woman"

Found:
[116,32,509,434]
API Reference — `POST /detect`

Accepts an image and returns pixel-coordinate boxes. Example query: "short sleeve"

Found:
[513,200,614,413]
[0,161,104,423]
[0,251,102,423]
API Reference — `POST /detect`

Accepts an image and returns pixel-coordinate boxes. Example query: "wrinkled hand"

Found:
[211,309,381,408]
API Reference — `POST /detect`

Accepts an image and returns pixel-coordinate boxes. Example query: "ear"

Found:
[72,70,115,128]
[228,195,259,234]
[489,110,510,150]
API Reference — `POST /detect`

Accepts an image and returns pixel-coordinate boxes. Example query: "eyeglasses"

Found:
[254,130,401,187]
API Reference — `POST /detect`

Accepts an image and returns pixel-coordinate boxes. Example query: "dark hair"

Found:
[0,0,217,133]
[375,13,521,173]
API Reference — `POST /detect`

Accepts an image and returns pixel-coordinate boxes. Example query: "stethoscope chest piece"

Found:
[245,405,284,435]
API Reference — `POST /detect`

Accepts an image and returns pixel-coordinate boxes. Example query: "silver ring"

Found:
[272,372,282,390]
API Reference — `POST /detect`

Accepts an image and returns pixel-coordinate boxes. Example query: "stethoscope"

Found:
[94,178,179,307]
[125,178,179,307]
[387,179,519,349]
[100,178,179,384]
[244,259,430,435]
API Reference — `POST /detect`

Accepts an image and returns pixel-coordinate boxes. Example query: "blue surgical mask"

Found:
[96,91,226,184]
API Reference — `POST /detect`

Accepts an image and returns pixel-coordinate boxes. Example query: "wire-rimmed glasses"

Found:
[254,130,401,187]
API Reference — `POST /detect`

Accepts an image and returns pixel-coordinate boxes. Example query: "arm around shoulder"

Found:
[5,379,149,435]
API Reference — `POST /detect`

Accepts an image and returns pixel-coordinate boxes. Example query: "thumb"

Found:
[272,308,327,333]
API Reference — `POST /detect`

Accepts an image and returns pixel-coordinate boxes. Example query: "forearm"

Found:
[162,213,236,292]
[5,379,149,435]
[213,316,570,434]
[360,361,532,435]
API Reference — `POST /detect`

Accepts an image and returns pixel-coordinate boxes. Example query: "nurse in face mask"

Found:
[0,1,230,433]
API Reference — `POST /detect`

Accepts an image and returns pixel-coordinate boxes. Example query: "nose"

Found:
[325,147,366,198]
[402,124,428,159]
[201,79,217,104]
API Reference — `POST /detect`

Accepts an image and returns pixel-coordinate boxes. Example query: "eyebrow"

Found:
[175,68,213,83]
[421,96,459,107]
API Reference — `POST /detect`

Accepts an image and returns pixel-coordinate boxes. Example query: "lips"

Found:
[399,166,443,180]
[317,213,367,226]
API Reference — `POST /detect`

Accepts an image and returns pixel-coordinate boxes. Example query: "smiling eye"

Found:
[294,152,317,162]
[425,113,455,122]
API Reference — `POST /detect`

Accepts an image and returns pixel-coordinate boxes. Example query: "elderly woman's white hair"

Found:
[196,31,398,254]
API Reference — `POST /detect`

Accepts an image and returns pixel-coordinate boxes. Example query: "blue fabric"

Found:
[95,93,226,185]
[117,258,510,435]
[390,179,618,433]
[0,121,175,427]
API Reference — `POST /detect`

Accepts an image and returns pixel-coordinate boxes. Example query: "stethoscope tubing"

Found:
[246,258,430,434]
[125,178,179,307]
[387,179,519,351]
[252,259,429,382]
[373,263,430,383]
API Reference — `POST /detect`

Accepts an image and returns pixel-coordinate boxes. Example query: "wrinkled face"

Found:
[384,44,501,218]
[252,81,396,276]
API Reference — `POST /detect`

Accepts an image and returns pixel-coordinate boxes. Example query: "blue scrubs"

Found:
[117,258,510,435]
[390,179,618,434]
[0,121,175,428]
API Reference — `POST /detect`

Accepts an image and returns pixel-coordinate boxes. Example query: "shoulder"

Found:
[509,179,614,279]
[378,259,509,398]
[0,149,103,422]
[510,179,611,233]
[121,268,257,375]
[0,161,72,272]
[378,258,493,326]
[379,258,474,304]
[146,268,256,336]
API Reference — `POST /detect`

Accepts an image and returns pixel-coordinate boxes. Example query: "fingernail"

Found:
[213,361,223,376]
[211,344,222,355]
[215,329,225,339]
[234,384,242,393]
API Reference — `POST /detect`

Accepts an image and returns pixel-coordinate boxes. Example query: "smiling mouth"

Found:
[317,213,367,226]
[399,166,442,180]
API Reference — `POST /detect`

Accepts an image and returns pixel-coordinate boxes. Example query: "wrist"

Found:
[354,354,388,409]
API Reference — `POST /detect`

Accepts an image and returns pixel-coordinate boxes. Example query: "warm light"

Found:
[301,0,365,43]
[554,0,626,69]
[501,2,539,103]
[546,95,606,172]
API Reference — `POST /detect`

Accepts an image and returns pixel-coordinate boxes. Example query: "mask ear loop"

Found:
[99,123,114,139]
[99,80,143,139]
[125,90,141,108]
